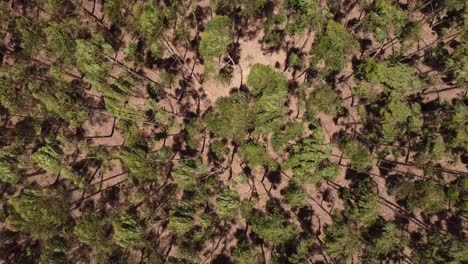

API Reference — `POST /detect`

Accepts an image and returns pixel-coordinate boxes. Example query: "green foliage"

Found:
[112,213,145,249]
[445,103,467,147]
[353,83,380,103]
[248,207,298,245]
[15,17,43,54]
[311,20,357,73]
[392,180,446,214]
[364,0,408,42]
[75,39,112,81]
[285,0,332,35]
[247,64,289,134]
[32,144,62,174]
[247,64,288,96]
[364,222,407,263]
[324,217,362,262]
[41,0,69,16]
[238,143,276,170]
[282,179,308,208]
[341,139,373,171]
[43,22,76,65]
[380,93,423,142]
[272,122,304,151]
[104,98,145,122]
[74,214,112,254]
[288,238,314,264]
[199,16,232,59]
[446,41,467,85]
[0,146,24,184]
[7,188,68,240]
[29,83,87,127]
[205,92,254,142]
[412,235,468,264]
[210,140,229,159]
[306,84,342,116]
[168,204,195,237]
[342,178,380,226]
[185,119,205,149]
[216,188,240,220]
[283,129,332,183]
[172,160,208,190]
[358,59,422,92]
[263,12,287,48]
[117,147,171,181]
[104,0,125,26]
[233,236,259,264]
[133,2,171,39]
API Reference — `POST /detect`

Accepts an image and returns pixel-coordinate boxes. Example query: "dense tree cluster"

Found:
[0,0,466,263]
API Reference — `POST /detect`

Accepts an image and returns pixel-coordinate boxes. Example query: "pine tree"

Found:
[238,143,277,170]
[205,92,254,143]
[391,180,447,214]
[74,214,112,254]
[199,16,232,59]
[283,129,333,183]
[244,202,298,245]
[112,213,145,249]
[341,178,380,226]
[215,187,240,220]
[306,84,342,116]
[324,217,362,263]
[358,59,422,92]
[311,20,357,73]
[340,139,373,171]
[364,0,408,43]
[7,188,69,240]
[247,64,289,135]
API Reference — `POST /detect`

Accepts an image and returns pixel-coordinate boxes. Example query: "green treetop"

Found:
[133,2,172,40]
[15,17,44,55]
[340,139,373,171]
[205,92,255,143]
[75,39,113,82]
[282,179,308,208]
[444,102,467,147]
[380,93,423,143]
[29,83,87,127]
[43,21,76,65]
[364,0,408,43]
[32,144,62,174]
[0,146,24,184]
[74,214,112,254]
[238,143,277,170]
[391,180,447,214]
[306,84,342,116]
[168,203,195,237]
[358,59,422,92]
[199,16,233,59]
[171,159,208,190]
[285,0,331,35]
[271,122,305,152]
[283,129,333,183]
[311,20,357,73]
[7,188,69,240]
[112,213,145,249]
[341,178,380,226]
[247,206,298,245]
[324,217,362,263]
[215,187,240,220]
[117,146,171,181]
[104,0,125,26]
[247,64,289,135]
[364,222,408,263]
